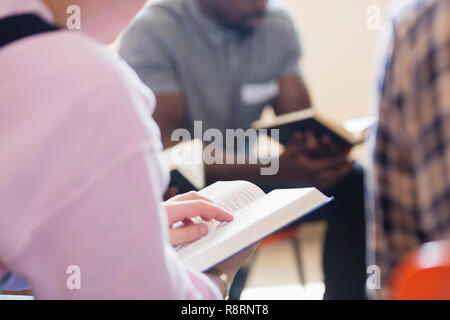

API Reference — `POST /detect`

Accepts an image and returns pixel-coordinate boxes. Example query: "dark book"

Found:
[252,108,376,148]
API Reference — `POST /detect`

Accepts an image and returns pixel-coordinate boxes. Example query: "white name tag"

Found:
[241,80,280,105]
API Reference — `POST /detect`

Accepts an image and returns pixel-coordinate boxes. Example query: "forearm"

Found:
[153,94,185,149]
[160,125,182,149]
[274,75,312,115]
[13,149,221,299]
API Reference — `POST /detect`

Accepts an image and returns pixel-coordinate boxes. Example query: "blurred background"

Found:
[115,0,390,164]
[117,0,391,123]
[115,0,392,300]
[285,0,390,122]
[242,0,390,299]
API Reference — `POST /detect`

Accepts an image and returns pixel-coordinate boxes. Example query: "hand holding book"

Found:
[162,189,258,298]
[174,181,332,272]
[278,131,354,189]
[252,108,376,148]
[162,191,234,247]
[293,131,351,158]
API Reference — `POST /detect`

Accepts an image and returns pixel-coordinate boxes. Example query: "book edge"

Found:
[182,190,333,272]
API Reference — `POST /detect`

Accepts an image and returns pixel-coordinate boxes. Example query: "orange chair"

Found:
[390,241,450,300]
[260,226,300,247]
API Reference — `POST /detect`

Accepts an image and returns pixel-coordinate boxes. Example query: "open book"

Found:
[176,181,332,272]
[162,139,205,193]
[252,108,377,148]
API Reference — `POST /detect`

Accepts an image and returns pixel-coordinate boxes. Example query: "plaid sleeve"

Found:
[369,23,421,299]
[367,0,450,299]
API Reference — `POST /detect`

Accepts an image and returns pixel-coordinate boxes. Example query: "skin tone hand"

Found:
[163,191,257,298]
[162,191,234,247]
[279,131,353,189]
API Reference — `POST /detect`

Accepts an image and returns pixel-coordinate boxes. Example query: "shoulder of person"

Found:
[30,30,154,110]
[1,29,158,147]
[127,0,189,38]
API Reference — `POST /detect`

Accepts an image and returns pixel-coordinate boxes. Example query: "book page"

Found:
[342,116,377,138]
[199,181,265,214]
[174,181,265,251]
[177,187,331,271]
[196,181,265,233]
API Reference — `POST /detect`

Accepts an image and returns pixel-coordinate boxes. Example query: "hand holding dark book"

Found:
[252,109,376,148]
[278,131,354,189]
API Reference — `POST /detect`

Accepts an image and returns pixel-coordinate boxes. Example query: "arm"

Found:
[272,10,311,115]
[367,19,421,299]
[0,39,225,298]
[152,89,347,188]
[273,74,312,115]
[151,94,281,184]
[3,146,223,299]
[271,44,351,187]
[153,94,185,148]
[120,22,264,182]
[204,33,313,183]
[120,14,184,149]
[205,72,349,186]
[120,16,187,150]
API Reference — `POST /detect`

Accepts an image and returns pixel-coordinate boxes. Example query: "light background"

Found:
[282,0,391,121]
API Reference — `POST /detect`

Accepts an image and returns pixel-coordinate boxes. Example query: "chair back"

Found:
[390,241,450,300]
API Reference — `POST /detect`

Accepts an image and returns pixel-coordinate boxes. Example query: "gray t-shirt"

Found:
[120,0,302,135]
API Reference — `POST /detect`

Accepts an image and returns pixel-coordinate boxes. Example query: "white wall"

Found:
[282,0,391,121]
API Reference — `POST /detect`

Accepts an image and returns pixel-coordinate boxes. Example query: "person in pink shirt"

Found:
[0,0,255,299]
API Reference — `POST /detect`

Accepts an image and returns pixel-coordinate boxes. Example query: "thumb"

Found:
[170,223,208,247]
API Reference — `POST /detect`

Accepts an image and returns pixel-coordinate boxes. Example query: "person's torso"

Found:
[148,0,294,134]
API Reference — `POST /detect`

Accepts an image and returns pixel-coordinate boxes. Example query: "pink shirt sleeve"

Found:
[0,31,221,299]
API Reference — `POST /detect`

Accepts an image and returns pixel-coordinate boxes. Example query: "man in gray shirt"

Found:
[120,0,366,299]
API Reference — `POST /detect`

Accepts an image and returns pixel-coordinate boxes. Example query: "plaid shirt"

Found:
[367,0,450,298]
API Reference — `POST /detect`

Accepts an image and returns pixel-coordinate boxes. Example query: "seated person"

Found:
[0,0,254,299]
[120,0,367,299]
[367,0,450,299]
